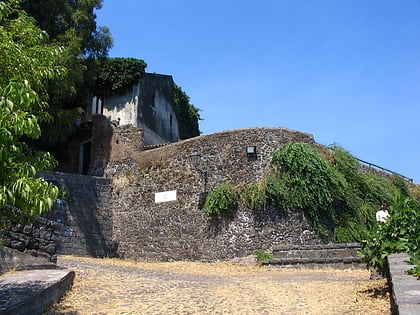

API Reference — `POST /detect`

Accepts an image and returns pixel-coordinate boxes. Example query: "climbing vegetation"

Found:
[203,142,417,245]
[203,183,237,217]
[173,84,201,139]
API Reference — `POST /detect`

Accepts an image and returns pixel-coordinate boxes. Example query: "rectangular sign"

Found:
[155,190,177,203]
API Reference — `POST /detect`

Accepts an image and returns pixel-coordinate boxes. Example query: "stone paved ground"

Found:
[45,256,390,315]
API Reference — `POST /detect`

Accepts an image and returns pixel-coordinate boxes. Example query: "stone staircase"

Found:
[262,243,364,269]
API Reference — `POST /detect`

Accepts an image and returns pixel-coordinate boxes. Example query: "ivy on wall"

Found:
[173,84,201,139]
[203,142,416,245]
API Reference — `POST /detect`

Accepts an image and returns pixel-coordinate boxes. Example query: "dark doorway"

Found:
[80,141,92,175]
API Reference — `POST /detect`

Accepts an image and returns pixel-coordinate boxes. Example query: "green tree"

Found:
[21,0,113,145]
[0,0,65,228]
[21,0,112,60]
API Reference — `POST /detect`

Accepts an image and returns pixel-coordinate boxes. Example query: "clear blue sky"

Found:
[96,0,420,183]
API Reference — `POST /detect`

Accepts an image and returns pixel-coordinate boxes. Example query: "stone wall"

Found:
[2,127,333,262]
[39,172,115,258]
[110,127,321,261]
[2,172,115,260]
[1,216,63,263]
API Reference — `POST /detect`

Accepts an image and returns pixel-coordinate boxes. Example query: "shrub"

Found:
[264,176,287,209]
[203,183,237,217]
[391,174,410,197]
[255,249,273,262]
[359,196,420,273]
[241,183,266,210]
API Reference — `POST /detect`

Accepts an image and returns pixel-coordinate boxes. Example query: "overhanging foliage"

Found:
[0,0,63,228]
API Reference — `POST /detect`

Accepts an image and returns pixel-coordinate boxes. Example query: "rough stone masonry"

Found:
[4,127,329,262]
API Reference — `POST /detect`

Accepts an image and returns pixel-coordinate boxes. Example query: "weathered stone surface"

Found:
[10,240,26,252]
[110,128,320,261]
[39,172,115,258]
[0,248,55,274]
[387,253,420,315]
[0,268,74,315]
[2,128,358,262]
[27,239,40,250]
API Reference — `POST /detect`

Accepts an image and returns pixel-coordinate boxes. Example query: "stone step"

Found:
[264,243,363,268]
[263,256,362,265]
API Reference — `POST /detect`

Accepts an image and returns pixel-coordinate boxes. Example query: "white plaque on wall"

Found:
[155,190,177,203]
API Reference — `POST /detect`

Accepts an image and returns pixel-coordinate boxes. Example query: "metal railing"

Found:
[356,158,413,183]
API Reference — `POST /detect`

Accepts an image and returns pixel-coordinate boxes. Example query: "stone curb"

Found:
[387,253,420,315]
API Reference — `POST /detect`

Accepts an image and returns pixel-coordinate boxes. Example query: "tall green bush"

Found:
[359,196,420,273]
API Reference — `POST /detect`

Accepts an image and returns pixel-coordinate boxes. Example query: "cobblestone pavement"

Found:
[45,256,390,315]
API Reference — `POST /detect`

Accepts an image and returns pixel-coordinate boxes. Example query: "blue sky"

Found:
[96,0,420,183]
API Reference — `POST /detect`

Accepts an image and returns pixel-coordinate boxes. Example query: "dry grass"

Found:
[46,256,390,315]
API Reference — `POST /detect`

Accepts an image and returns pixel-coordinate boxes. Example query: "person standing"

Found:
[376,203,390,223]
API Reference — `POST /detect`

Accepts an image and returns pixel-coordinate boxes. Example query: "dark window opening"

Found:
[80,141,92,175]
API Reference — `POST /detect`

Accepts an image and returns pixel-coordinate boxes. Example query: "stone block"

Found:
[37,251,52,260]
[23,224,33,235]
[51,232,64,242]
[27,239,40,250]
[8,232,30,246]
[48,221,64,231]
[330,249,352,258]
[301,250,321,259]
[10,240,26,252]
[11,224,23,233]
[24,249,38,257]
[31,227,40,238]
[40,242,57,255]
[40,230,52,241]
[35,217,48,225]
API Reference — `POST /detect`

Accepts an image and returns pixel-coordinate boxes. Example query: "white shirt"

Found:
[376,209,390,223]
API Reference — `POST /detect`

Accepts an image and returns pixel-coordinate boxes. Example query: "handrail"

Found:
[356,158,413,183]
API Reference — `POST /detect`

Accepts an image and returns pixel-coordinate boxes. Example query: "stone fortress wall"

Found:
[3,127,325,261]
[4,126,407,262]
[109,127,321,261]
